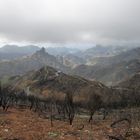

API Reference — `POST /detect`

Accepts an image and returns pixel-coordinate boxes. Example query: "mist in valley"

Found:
[0,0,140,140]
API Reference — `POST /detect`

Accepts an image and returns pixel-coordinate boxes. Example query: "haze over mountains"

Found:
[0,44,140,87]
[0,44,139,98]
[2,44,139,111]
[72,47,140,85]
[1,0,140,139]
[9,66,110,103]
[0,45,40,60]
[0,47,68,79]
[0,33,140,140]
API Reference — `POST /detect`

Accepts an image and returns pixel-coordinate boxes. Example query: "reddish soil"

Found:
[0,108,139,140]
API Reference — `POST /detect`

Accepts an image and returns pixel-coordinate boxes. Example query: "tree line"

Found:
[0,83,140,126]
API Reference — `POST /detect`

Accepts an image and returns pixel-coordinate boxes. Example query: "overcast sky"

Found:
[0,0,140,46]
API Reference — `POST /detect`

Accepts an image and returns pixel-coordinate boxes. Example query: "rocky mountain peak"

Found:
[35,47,46,54]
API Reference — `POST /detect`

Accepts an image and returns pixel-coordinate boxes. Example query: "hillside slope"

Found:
[9,66,110,103]
[72,48,140,86]
[117,72,140,91]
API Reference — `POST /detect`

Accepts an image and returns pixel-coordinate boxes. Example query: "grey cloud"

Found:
[0,0,140,45]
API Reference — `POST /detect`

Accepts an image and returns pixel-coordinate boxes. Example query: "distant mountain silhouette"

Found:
[0,48,68,78]
[0,45,40,60]
[72,47,140,86]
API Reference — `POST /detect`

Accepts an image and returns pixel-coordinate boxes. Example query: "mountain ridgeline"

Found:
[0,45,40,60]
[72,47,140,86]
[8,66,111,104]
[0,44,140,87]
[0,47,69,78]
[0,45,140,129]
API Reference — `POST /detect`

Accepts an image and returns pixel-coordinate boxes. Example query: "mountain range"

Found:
[72,47,140,86]
[0,45,40,60]
[8,66,110,103]
[0,44,140,86]
[0,47,68,79]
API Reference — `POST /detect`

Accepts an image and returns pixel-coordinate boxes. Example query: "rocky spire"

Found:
[35,47,46,56]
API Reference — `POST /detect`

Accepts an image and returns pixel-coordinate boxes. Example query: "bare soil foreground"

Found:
[0,108,140,140]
